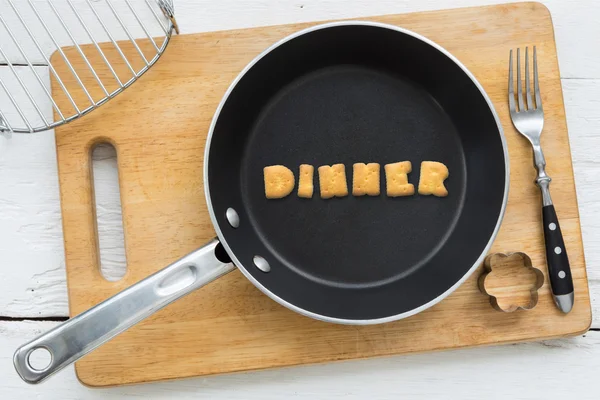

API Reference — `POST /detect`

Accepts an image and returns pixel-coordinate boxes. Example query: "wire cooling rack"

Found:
[0,0,178,134]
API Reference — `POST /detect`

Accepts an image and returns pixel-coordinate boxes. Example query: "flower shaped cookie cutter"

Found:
[478,252,545,312]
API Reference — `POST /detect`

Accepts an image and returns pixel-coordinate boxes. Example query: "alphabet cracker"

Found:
[298,164,314,198]
[418,161,449,197]
[385,161,415,197]
[318,164,349,199]
[264,165,295,199]
[353,163,381,196]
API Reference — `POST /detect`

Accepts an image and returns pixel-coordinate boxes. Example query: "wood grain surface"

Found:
[51,2,591,387]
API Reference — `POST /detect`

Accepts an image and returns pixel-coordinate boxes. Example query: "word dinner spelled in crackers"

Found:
[263,161,449,199]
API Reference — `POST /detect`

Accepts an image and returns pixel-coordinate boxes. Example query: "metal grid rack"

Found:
[0,0,178,134]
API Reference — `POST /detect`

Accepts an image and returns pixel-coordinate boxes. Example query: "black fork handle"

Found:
[542,205,574,312]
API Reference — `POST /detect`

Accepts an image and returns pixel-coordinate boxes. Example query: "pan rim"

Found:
[204,20,510,325]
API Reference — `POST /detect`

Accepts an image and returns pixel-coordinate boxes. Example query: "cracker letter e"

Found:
[385,161,415,197]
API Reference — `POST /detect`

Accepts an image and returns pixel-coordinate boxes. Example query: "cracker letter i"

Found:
[298,164,314,198]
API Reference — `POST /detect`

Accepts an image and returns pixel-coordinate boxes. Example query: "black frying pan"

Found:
[15,22,508,384]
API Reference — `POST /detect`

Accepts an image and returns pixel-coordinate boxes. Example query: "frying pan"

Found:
[14,21,509,384]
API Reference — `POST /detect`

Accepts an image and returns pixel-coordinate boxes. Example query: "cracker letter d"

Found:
[264,165,295,199]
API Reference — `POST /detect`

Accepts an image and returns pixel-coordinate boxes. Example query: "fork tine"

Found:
[534,46,542,110]
[525,47,533,110]
[508,49,516,113]
[517,48,525,112]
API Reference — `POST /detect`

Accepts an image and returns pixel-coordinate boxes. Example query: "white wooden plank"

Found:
[564,80,600,282]
[0,65,128,316]
[2,320,600,399]
[0,1,599,398]
[171,0,600,79]
[2,78,598,320]
[0,67,66,317]
[0,1,599,79]
[0,0,170,65]
[1,64,599,324]
[0,145,127,315]
[0,66,53,131]
[563,79,600,322]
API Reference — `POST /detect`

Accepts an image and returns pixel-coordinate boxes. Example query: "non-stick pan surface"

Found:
[207,22,508,322]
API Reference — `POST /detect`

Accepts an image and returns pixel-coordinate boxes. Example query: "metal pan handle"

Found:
[13,239,235,384]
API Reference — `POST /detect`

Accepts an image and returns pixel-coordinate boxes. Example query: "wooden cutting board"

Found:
[52,2,591,387]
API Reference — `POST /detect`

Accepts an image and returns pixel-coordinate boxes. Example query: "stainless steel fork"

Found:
[508,46,573,313]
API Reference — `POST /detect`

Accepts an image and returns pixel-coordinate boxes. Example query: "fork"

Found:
[508,46,573,313]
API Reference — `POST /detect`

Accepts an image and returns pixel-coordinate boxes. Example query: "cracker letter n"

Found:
[385,161,414,197]
[318,164,349,199]
[264,165,295,199]
[353,163,381,196]
[418,161,449,197]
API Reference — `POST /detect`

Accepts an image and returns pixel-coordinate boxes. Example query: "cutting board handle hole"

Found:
[91,142,127,282]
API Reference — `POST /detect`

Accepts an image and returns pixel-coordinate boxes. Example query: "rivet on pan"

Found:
[226,208,240,228]
[253,256,271,273]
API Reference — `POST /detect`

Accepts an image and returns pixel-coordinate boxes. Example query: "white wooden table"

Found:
[1,0,599,398]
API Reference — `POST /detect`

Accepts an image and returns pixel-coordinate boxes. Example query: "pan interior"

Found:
[242,65,466,288]
[207,23,506,321]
